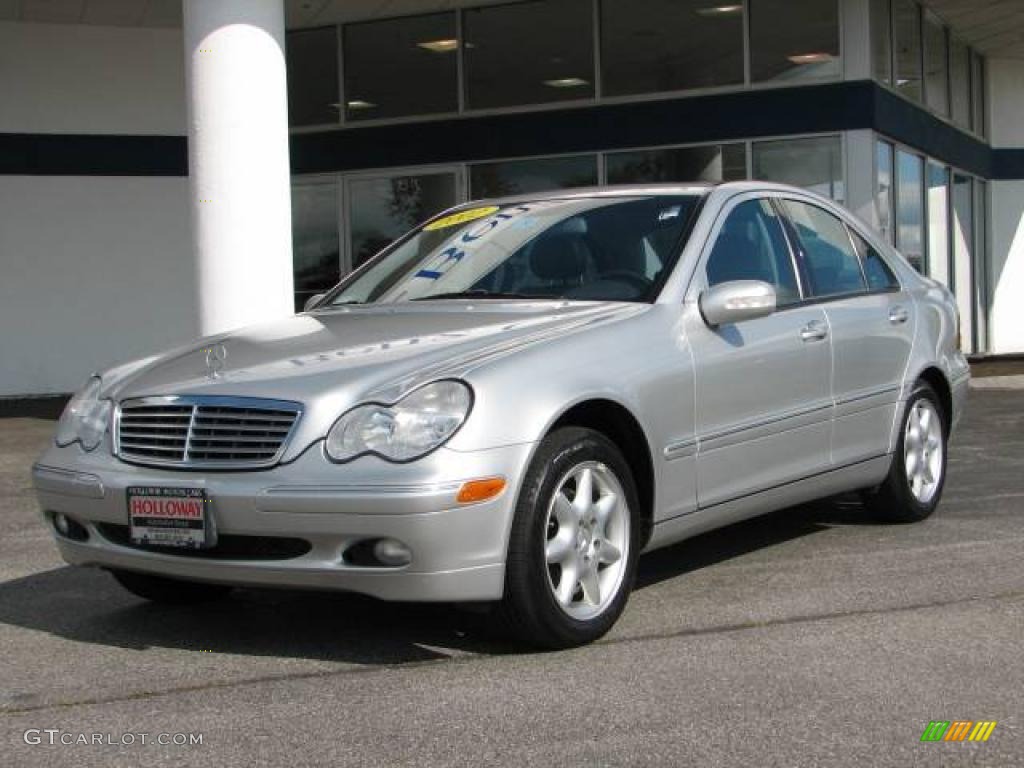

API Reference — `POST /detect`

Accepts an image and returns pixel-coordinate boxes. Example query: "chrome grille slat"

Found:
[116,396,302,469]
[185,446,278,455]
[189,434,286,444]
[191,424,293,434]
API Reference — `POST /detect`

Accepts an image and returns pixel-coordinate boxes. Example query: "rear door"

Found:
[778,199,915,466]
[685,194,832,508]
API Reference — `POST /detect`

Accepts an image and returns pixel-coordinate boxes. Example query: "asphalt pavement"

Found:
[1,384,1021,767]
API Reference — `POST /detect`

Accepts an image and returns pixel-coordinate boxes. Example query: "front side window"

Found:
[326,195,699,305]
[780,200,867,298]
[704,199,801,306]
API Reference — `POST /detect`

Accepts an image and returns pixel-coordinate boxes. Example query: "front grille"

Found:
[98,524,312,560]
[116,396,302,469]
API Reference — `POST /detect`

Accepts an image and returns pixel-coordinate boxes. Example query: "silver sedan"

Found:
[33,182,970,648]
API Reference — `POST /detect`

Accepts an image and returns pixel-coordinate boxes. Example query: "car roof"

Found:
[448,181,832,210]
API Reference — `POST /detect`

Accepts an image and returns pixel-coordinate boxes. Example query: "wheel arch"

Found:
[915,366,953,429]
[546,398,656,549]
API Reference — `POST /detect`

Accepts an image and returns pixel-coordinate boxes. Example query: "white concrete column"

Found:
[184,0,294,336]
[987,58,1024,355]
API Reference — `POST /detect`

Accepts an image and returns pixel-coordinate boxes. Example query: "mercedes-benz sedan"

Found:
[33,182,970,648]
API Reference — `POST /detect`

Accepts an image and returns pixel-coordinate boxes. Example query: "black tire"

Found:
[863,382,948,523]
[110,569,233,604]
[499,427,640,649]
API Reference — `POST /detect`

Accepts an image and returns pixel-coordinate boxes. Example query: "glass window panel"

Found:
[286,28,339,127]
[971,51,986,136]
[781,200,867,298]
[469,155,598,198]
[606,144,746,184]
[951,173,974,352]
[950,38,970,128]
[849,230,900,291]
[752,136,844,202]
[601,0,743,96]
[706,199,801,306]
[343,13,458,121]
[876,140,895,243]
[927,161,950,287]
[292,182,340,312]
[895,149,924,272]
[464,0,594,110]
[750,0,840,83]
[893,0,922,103]
[348,173,458,269]
[871,0,892,85]
[923,11,948,116]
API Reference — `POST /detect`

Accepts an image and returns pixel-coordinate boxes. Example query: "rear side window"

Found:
[705,199,801,306]
[849,230,900,291]
[780,200,867,299]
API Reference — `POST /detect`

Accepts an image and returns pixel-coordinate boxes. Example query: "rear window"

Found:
[849,230,900,291]
[780,200,867,299]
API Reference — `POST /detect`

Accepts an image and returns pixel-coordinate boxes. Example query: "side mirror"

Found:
[699,280,776,327]
[303,293,326,312]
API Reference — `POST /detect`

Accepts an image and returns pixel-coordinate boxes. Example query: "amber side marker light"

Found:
[457,477,507,504]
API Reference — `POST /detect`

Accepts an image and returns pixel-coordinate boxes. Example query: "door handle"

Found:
[889,306,909,324]
[800,321,828,342]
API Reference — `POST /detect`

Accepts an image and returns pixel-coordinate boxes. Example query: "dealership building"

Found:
[2,0,1023,397]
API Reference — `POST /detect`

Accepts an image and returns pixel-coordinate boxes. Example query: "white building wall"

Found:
[987,58,1024,355]
[0,176,196,395]
[0,21,192,396]
[0,21,186,134]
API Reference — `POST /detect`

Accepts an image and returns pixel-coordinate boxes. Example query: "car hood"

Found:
[106,301,646,456]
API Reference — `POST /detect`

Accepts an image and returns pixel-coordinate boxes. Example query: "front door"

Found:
[343,167,464,272]
[685,195,832,508]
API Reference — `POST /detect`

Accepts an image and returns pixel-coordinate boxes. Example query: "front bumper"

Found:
[33,440,535,602]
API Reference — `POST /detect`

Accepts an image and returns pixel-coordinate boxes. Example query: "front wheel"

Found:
[500,427,640,649]
[863,382,948,523]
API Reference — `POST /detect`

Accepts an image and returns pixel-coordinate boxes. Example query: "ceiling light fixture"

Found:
[695,5,743,17]
[787,52,836,65]
[417,38,459,53]
[543,77,589,88]
[346,100,377,110]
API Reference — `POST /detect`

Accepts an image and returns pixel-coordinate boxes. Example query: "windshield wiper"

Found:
[412,290,556,301]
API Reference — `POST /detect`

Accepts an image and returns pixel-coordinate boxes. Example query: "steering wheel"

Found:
[599,270,653,294]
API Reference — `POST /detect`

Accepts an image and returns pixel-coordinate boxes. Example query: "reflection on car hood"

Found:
[109,301,645,411]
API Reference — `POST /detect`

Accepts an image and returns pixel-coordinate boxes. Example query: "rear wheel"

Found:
[500,427,639,649]
[110,569,233,604]
[863,382,947,522]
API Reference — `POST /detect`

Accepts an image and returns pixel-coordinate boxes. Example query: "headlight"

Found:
[325,380,472,462]
[55,376,112,451]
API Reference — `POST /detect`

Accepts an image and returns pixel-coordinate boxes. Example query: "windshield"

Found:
[323,194,700,306]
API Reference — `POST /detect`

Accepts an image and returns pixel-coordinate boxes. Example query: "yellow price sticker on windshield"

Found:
[424,206,499,231]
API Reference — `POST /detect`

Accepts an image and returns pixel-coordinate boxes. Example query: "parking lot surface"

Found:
[1,386,1021,767]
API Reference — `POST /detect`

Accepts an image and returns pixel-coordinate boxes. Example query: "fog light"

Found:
[52,512,89,541]
[373,538,412,567]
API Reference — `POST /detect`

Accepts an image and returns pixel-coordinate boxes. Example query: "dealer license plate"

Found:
[127,486,210,549]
